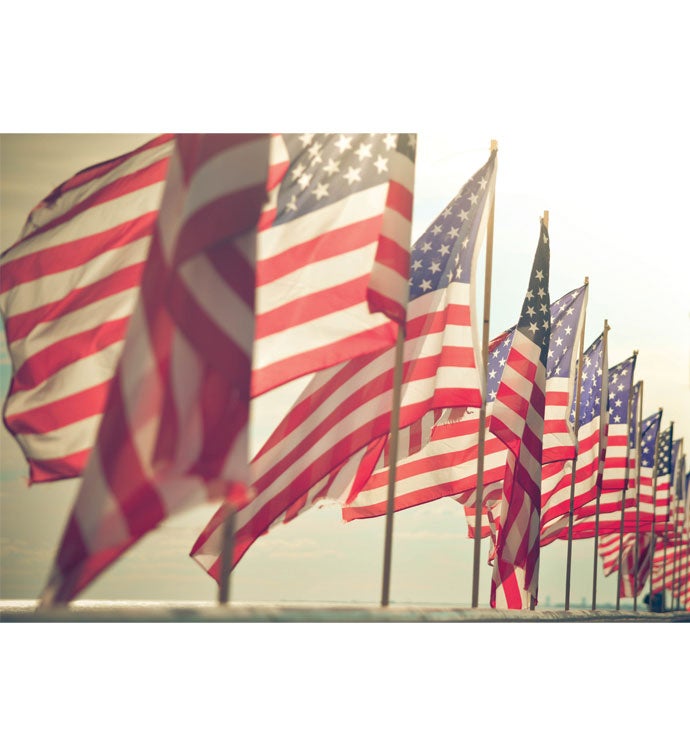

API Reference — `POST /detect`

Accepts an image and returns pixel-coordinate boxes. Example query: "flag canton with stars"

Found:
[273,133,416,226]
[516,220,550,365]
[570,334,604,425]
[607,355,636,424]
[656,427,672,475]
[670,438,681,481]
[486,329,515,402]
[546,285,586,379]
[640,412,662,467]
[628,382,641,448]
[408,151,496,300]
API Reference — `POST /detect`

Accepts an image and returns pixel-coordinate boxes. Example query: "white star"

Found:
[373,155,388,174]
[322,158,340,176]
[442,207,452,218]
[489,369,497,379]
[526,305,536,317]
[407,135,417,149]
[297,172,313,190]
[525,290,534,300]
[564,326,572,335]
[383,134,397,150]
[286,194,298,212]
[439,243,450,256]
[462,237,469,248]
[459,208,469,221]
[335,134,353,153]
[312,182,329,200]
[411,259,423,271]
[469,192,479,205]
[429,261,441,274]
[431,224,442,235]
[355,142,373,161]
[291,162,306,180]
[344,166,361,185]
[421,241,432,253]
[447,226,460,239]
[420,279,432,291]
[479,176,488,190]
[540,303,548,314]
[298,134,315,147]
[307,143,323,163]
[537,287,546,298]
[528,322,538,334]
[535,270,544,280]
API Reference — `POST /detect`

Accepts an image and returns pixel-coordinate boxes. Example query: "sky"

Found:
[2,3,689,750]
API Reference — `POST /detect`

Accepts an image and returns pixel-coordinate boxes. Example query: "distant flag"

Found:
[1,133,416,482]
[539,331,608,545]
[0,135,175,482]
[487,218,551,609]
[191,151,498,581]
[341,284,587,524]
[653,426,674,533]
[598,531,652,597]
[637,411,664,531]
[40,135,271,604]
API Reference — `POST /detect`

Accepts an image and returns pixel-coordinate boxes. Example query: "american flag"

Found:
[40,135,270,604]
[1,133,415,482]
[342,285,587,524]
[653,425,674,533]
[251,133,416,395]
[539,330,608,546]
[191,150,498,580]
[0,135,174,482]
[636,410,664,532]
[598,531,652,597]
[487,219,550,609]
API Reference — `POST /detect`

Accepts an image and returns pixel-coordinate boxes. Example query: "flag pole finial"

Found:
[584,276,589,285]
[542,210,549,228]
[633,349,639,356]
[490,139,498,151]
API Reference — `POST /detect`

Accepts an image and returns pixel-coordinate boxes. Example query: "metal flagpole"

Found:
[670,437,682,609]
[591,320,609,610]
[218,504,238,605]
[381,322,406,607]
[615,351,637,610]
[564,276,589,611]
[633,381,644,612]
[471,139,498,609]
[646,409,663,608]
[661,422,674,607]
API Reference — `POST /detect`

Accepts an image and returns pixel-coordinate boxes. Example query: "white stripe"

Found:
[16,414,102,462]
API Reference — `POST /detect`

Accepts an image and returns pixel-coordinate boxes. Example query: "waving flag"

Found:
[1,133,416,484]
[653,426,674,532]
[342,285,587,524]
[40,135,271,604]
[486,220,550,608]
[598,531,652,597]
[539,330,608,545]
[0,135,174,482]
[191,151,498,581]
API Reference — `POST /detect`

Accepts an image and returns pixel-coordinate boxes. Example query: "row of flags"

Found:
[0,134,687,611]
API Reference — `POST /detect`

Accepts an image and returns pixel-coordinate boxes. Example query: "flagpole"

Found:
[646,409,663,608]
[615,351,637,610]
[591,320,609,610]
[218,504,238,605]
[381,322,406,607]
[564,276,589,611]
[471,139,498,609]
[633,381,644,612]
[661,422,674,607]
[671,438,683,610]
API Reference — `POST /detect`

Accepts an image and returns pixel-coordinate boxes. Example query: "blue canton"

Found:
[273,133,416,227]
[656,427,673,476]
[569,333,604,425]
[516,219,550,367]
[640,411,663,467]
[408,151,496,300]
[628,382,641,448]
[607,354,636,425]
[546,284,586,379]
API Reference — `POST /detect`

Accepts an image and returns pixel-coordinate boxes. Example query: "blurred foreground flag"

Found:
[0,135,175,482]
[40,135,270,604]
[488,218,550,609]
[1,133,416,482]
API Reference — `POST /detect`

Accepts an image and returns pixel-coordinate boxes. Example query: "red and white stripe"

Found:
[1,133,415,484]
[191,158,497,579]
[0,135,174,482]
[40,135,270,604]
[488,330,547,608]
[251,134,415,396]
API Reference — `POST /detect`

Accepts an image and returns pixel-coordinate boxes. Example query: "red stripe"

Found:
[11,317,129,392]
[373,235,409,278]
[1,212,158,294]
[6,380,111,435]
[28,449,92,483]
[385,180,414,221]
[5,263,145,342]
[256,216,384,286]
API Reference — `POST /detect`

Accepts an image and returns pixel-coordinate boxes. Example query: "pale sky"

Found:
[3,3,689,752]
